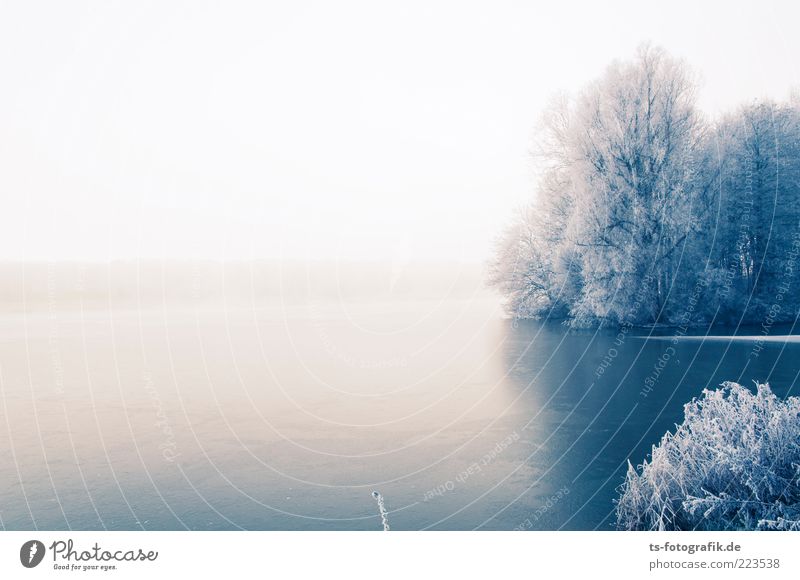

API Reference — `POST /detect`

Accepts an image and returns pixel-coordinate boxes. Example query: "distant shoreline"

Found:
[636,334,800,342]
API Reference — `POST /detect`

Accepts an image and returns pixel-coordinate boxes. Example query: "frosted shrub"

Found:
[372,491,390,531]
[616,382,800,530]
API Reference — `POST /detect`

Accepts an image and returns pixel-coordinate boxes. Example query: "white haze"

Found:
[0,0,798,262]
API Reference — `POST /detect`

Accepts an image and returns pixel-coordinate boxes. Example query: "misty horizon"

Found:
[0,260,494,311]
[1,1,798,263]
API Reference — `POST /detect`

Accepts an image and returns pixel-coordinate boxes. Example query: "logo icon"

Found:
[20,540,46,568]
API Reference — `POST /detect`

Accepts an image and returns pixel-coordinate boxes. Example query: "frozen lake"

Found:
[1,273,798,530]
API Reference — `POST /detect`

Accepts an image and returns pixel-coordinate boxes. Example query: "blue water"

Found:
[1,298,798,530]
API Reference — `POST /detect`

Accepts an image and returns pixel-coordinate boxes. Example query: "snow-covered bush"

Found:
[616,382,800,530]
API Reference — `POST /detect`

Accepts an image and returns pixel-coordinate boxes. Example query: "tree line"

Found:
[491,45,800,327]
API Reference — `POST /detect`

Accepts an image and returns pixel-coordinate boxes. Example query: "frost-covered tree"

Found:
[491,45,711,325]
[616,382,800,531]
[491,45,800,327]
[488,95,582,319]
[703,101,800,323]
[567,46,709,325]
[489,205,565,319]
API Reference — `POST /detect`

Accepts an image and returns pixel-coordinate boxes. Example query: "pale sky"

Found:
[1,0,798,262]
